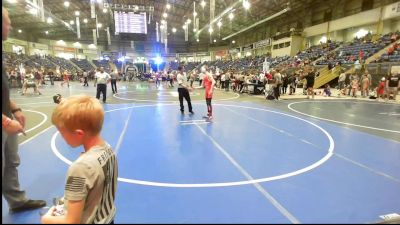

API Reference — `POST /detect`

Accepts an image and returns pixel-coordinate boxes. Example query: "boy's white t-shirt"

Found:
[63,143,118,224]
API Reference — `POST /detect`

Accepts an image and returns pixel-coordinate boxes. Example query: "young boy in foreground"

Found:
[42,95,118,224]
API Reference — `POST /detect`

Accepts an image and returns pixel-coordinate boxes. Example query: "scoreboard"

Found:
[114,11,147,34]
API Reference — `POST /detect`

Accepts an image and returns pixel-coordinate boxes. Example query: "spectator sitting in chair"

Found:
[323,84,332,97]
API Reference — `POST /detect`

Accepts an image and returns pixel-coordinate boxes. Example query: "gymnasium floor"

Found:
[2,81,400,224]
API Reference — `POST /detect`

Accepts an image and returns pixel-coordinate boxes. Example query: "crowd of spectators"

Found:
[317,32,399,65]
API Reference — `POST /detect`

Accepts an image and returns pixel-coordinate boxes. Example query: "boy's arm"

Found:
[41,199,85,224]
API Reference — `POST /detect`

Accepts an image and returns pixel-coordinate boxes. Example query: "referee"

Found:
[95,67,111,103]
[177,66,194,114]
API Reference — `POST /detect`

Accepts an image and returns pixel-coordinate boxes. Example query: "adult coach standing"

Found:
[95,67,111,103]
[2,7,46,213]
[177,66,194,114]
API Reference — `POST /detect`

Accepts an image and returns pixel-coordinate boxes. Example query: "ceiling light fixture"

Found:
[83,18,88,23]
[243,0,250,10]
[63,1,70,7]
[166,3,171,10]
[74,11,80,16]
[102,8,107,13]
[70,20,74,25]
[172,27,177,33]
[229,12,234,20]
[200,0,206,8]
[163,13,168,18]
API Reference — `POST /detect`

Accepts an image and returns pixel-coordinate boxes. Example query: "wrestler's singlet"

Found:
[203,74,213,99]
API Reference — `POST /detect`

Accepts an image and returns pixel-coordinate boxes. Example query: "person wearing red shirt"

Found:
[202,66,216,120]
[359,50,364,60]
[376,77,386,100]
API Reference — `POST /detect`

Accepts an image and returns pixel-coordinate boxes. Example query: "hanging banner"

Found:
[156,22,159,42]
[96,14,99,38]
[242,43,253,52]
[76,17,81,39]
[93,29,97,45]
[254,39,271,48]
[106,27,111,45]
[38,0,45,22]
[215,50,226,57]
[164,22,168,45]
[193,1,196,31]
[185,24,188,42]
[90,0,96,19]
[229,48,240,54]
[160,24,164,44]
[164,38,168,54]
[210,0,215,21]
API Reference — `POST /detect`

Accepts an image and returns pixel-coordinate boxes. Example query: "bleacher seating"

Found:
[47,55,79,73]
[316,33,397,65]
[71,58,95,71]
[92,59,111,72]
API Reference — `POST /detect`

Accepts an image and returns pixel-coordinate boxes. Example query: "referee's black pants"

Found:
[96,83,107,103]
[178,87,193,113]
[111,79,117,93]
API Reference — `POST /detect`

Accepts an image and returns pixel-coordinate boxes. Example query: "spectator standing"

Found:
[338,71,346,91]
[361,74,370,97]
[82,69,88,87]
[48,70,55,85]
[110,69,118,94]
[351,75,359,97]
[386,72,399,100]
[303,66,315,99]
[2,6,46,214]
[273,70,283,100]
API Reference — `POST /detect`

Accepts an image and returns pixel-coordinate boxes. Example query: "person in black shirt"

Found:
[386,72,399,100]
[302,65,315,99]
[48,70,54,85]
